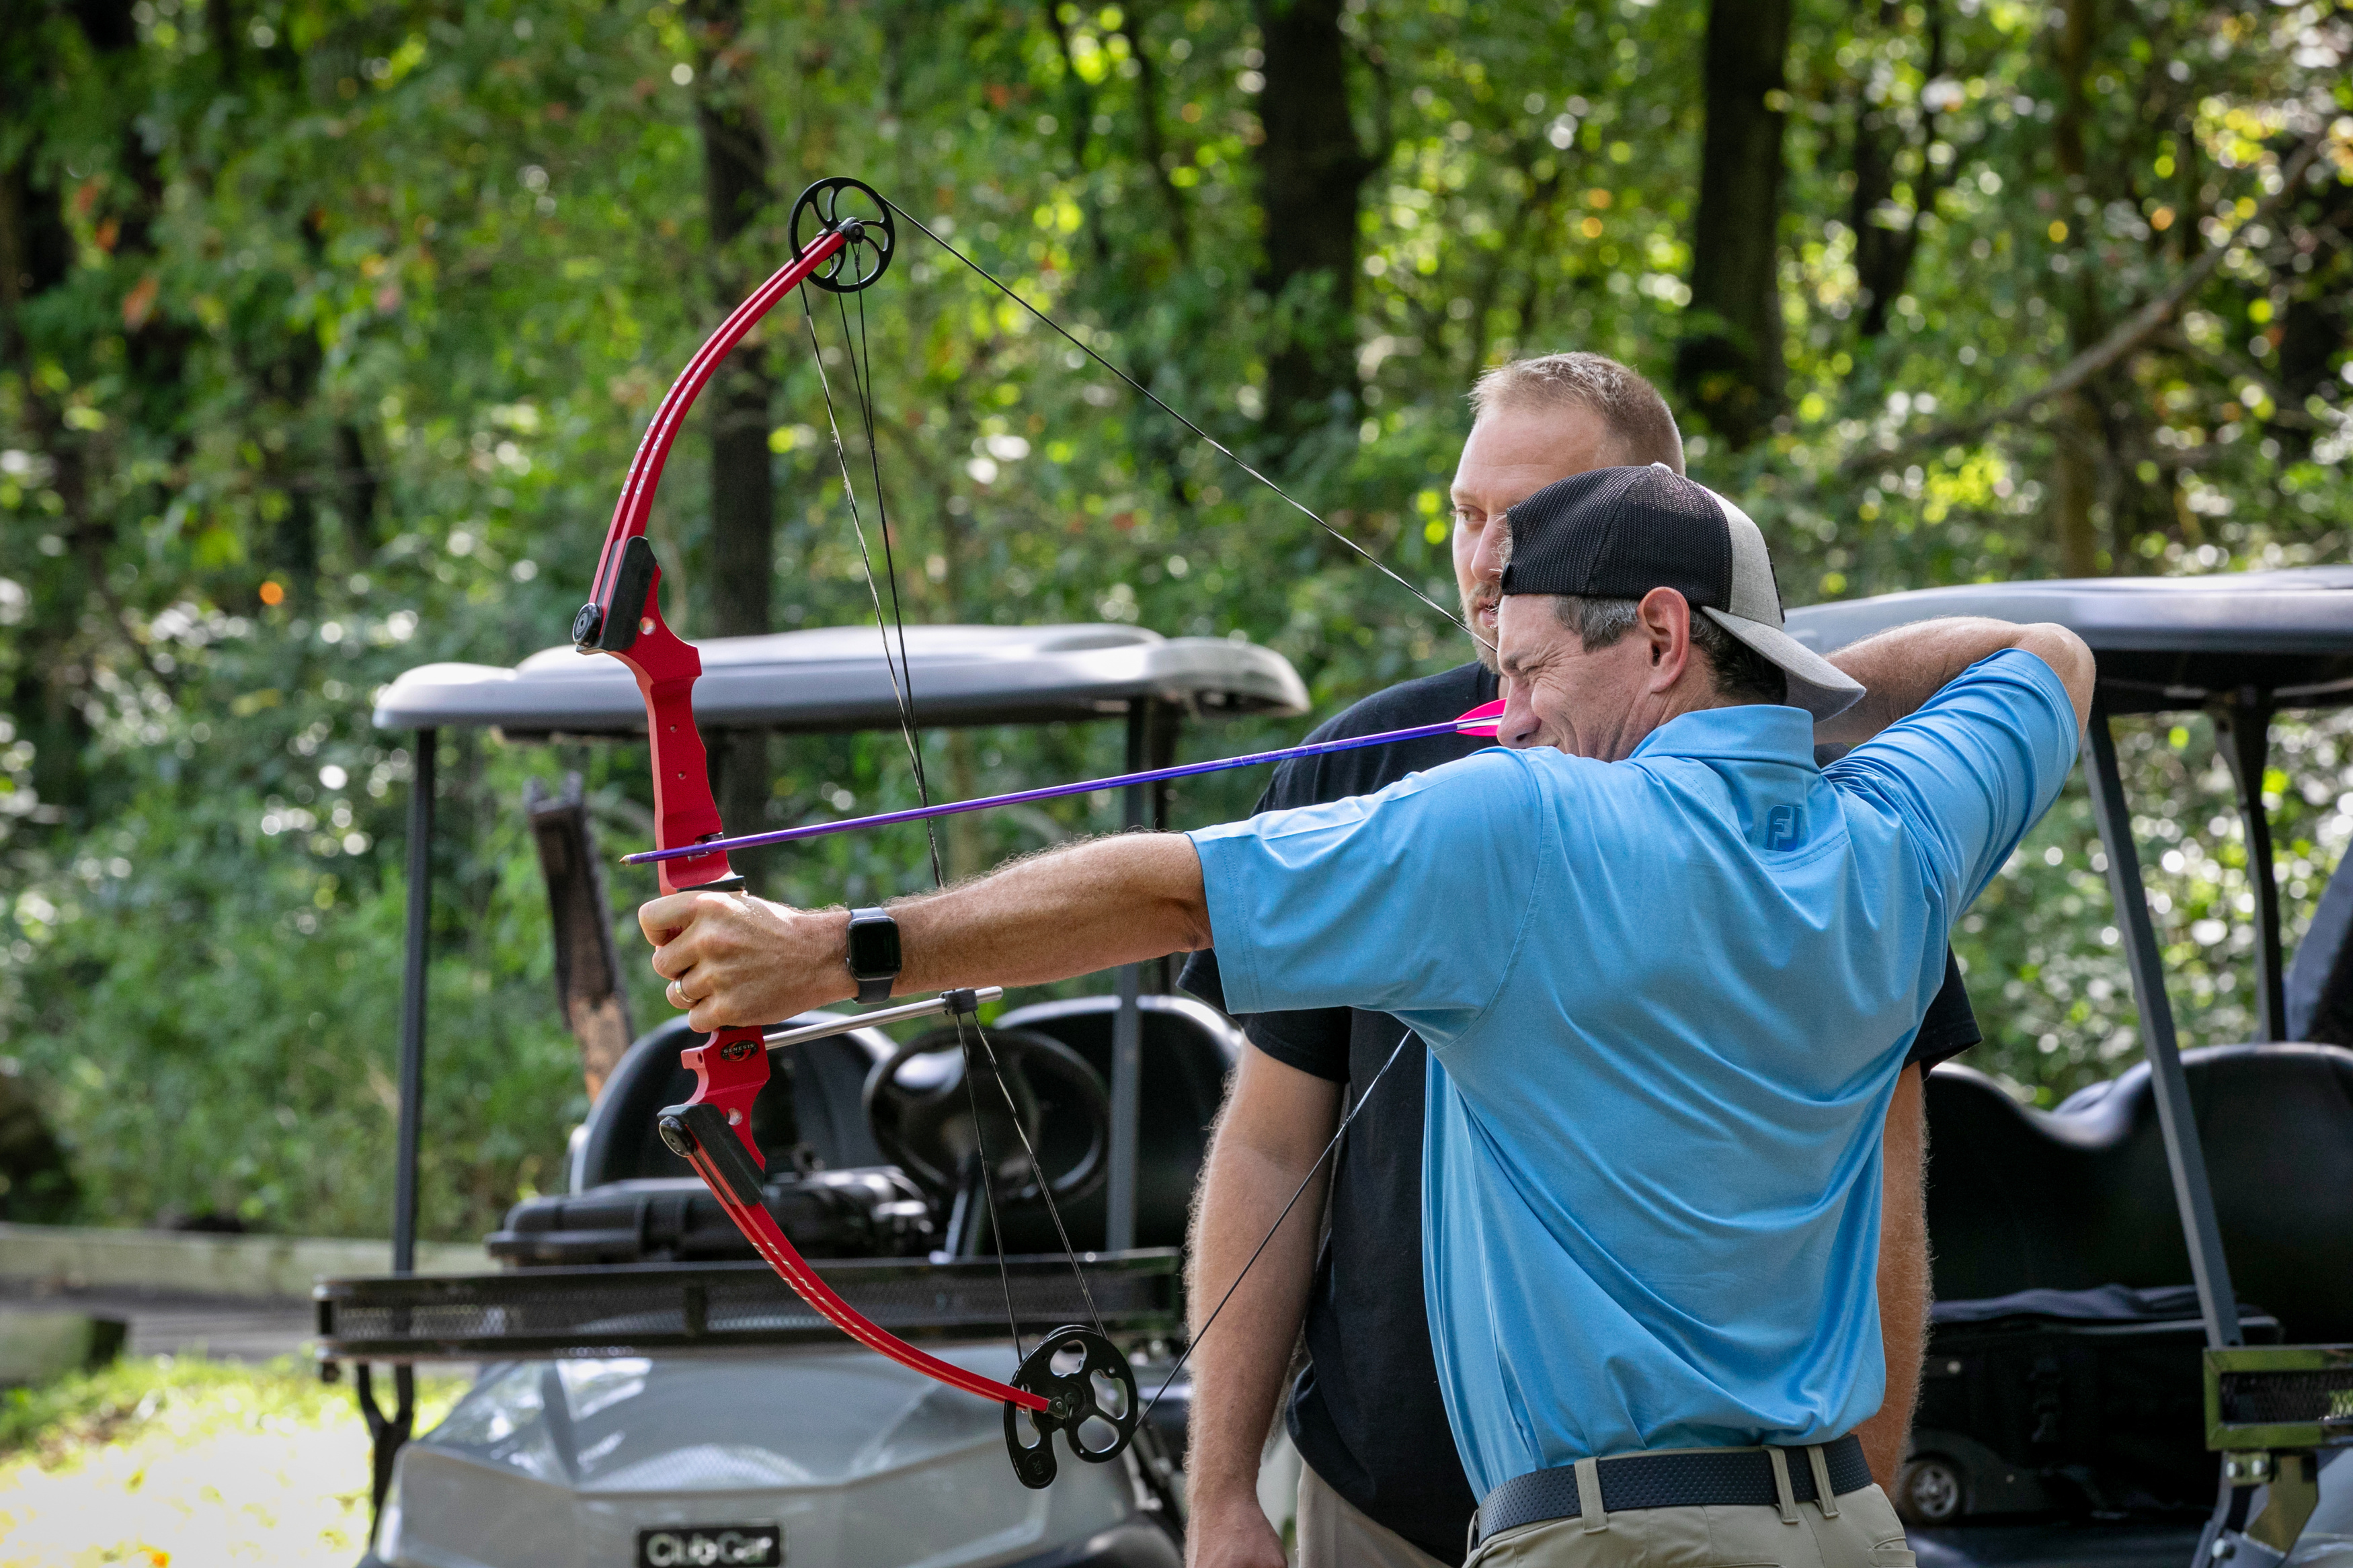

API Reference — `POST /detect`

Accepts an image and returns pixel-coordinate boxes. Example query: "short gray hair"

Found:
[1550,595,1788,707]
[1470,354,1685,474]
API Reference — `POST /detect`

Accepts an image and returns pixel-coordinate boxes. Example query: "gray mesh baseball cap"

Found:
[1499,465,1865,720]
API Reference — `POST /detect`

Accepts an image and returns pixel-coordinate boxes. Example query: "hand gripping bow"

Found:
[572,175,1133,1489]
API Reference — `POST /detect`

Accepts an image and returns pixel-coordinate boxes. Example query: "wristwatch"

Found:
[845,907,902,1005]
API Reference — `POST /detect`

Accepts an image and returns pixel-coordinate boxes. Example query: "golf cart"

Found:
[1788,568,2353,1568]
[317,622,1308,1568]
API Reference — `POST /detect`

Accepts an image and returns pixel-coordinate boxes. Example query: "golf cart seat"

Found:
[1924,1042,2353,1344]
[489,998,1241,1266]
[984,994,1244,1255]
[487,1015,937,1266]
[579,1013,894,1182]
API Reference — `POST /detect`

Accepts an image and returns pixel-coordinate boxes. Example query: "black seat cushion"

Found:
[490,1169,932,1266]
[573,1014,892,1190]
[1925,1042,2353,1343]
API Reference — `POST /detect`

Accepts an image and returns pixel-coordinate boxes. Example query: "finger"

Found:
[649,917,716,981]
[639,891,703,946]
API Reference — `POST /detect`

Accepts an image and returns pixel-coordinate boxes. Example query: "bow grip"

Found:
[680,1024,772,1164]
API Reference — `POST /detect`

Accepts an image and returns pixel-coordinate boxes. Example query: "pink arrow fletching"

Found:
[1454,698,1506,737]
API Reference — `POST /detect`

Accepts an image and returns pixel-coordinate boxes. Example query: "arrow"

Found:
[623,699,1509,867]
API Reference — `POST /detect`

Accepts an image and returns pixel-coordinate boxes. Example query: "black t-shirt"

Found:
[1179,662,1983,1563]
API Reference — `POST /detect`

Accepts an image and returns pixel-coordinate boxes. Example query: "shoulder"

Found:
[1238,747,1548,841]
[1366,746,1559,825]
[1848,649,2080,771]
[1303,662,1495,743]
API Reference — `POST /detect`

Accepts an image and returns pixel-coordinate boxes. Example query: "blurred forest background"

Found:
[1,0,2348,1241]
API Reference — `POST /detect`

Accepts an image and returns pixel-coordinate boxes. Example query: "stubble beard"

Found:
[1462,585,1501,673]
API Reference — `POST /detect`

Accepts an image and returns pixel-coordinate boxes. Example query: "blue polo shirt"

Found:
[1189,649,2077,1495]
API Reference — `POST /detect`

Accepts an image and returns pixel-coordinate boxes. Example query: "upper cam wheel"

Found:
[789,176,895,293]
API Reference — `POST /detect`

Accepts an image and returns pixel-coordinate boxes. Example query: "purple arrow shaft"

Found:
[623,715,1490,866]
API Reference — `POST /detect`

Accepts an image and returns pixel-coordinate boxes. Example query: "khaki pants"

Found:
[1463,1464,1915,1568]
[1297,1459,1455,1568]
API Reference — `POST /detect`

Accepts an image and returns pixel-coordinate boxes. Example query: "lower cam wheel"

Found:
[1002,1326,1139,1490]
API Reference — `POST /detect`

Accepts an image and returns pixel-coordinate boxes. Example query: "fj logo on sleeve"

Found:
[1766,804,1802,852]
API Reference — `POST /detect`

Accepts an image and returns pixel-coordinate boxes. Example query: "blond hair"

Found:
[1469,354,1685,474]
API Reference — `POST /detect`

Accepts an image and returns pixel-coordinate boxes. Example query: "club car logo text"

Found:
[635,1524,783,1567]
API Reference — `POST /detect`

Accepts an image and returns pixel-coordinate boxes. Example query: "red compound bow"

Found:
[575,173,1500,1491]
[571,177,1130,1491]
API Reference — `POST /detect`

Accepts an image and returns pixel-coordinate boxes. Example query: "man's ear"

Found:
[1636,587,1693,692]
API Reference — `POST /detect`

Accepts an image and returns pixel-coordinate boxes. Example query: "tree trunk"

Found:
[3,0,122,825]
[691,0,780,874]
[1252,0,1378,437]
[1116,3,1191,262]
[334,421,380,560]
[2048,0,2106,574]
[2052,390,2103,577]
[1849,0,1945,338]
[1677,0,1793,450]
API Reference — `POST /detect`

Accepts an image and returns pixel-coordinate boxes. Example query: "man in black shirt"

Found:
[1178,354,1981,1568]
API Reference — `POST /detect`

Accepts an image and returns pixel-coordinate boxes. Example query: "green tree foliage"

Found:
[0,0,2346,1239]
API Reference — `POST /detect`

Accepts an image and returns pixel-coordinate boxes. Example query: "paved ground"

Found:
[0,1276,315,1362]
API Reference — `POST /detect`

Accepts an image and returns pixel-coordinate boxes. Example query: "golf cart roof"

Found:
[372,623,1310,737]
[1784,566,2353,715]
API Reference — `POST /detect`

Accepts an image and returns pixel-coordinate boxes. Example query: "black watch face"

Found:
[848,914,901,978]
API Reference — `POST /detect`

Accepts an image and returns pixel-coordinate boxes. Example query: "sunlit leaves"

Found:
[0,0,2347,1233]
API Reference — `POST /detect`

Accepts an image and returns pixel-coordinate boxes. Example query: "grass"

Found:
[0,1354,464,1567]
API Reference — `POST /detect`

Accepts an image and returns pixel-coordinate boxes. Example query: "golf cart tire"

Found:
[1895,1454,1966,1526]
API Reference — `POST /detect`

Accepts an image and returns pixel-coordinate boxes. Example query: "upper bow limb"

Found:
[643,831,1213,1031]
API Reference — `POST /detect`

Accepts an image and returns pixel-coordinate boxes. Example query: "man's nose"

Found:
[1497,693,1540,749]
[1470,525,1508,581]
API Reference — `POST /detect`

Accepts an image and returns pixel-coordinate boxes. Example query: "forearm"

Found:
[890,833,1211,995]
[643,832,1213,1032]
[1815,618,2095,747]
[1186,1053,1340,1514]
[1856,1065,1930,1486]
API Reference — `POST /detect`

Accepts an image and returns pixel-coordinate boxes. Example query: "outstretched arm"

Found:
[642,832,1210,1033]
[1817,618,2096,747]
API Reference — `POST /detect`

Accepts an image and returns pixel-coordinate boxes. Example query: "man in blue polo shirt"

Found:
[643,465,2091,1568]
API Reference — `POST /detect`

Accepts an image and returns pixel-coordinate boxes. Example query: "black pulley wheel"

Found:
[863,1026,1109,1207]
[789,177,895,293]
[1003,1325,1140,1489]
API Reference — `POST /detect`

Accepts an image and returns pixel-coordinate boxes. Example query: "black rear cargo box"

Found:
[1901,1284,2281,1524]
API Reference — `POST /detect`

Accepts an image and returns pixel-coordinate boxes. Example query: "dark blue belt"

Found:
[1473,1434,1873,1547]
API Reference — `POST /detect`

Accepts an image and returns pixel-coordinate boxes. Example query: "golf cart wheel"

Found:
[1895,1454,1966,1526]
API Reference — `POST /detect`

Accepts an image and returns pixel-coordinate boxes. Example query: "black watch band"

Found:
[845,906,901,1006]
